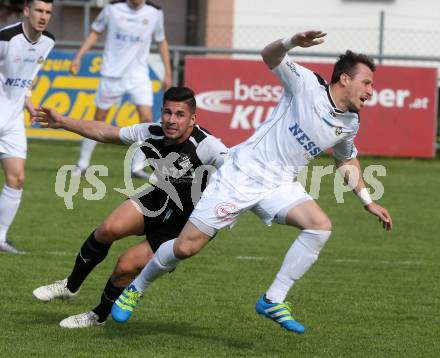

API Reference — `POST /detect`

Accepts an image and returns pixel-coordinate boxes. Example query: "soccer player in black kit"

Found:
[32,86,228,328]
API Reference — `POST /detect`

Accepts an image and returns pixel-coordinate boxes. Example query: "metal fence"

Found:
[3,1,440,78]
[47,0,440,82]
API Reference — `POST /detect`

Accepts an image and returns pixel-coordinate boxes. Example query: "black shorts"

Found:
[136,189,193,252]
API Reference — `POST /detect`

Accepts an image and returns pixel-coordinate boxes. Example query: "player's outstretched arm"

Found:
[261,30,327,69]
[69,31,101,75]
[336,158,392,231]
[33,107,122,144]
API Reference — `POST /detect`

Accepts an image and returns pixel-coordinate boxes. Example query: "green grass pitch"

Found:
[0,139,439,357]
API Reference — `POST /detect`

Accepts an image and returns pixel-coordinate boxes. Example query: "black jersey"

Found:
[119,123,228,214]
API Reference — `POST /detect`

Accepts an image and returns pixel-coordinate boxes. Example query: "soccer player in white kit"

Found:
[69,0,172,178]
[111,30,393,333]
[0,0,54,254]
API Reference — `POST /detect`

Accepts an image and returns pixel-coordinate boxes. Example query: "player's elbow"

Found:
[95,128,120,144]
[261,48,272,68]
[261,44,283,69]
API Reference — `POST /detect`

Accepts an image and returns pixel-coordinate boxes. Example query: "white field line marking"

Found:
[331,258,425,265]
[31,252,426,267]
[236,256,271,261]
[235,256,425,266]
[40,251,75,256]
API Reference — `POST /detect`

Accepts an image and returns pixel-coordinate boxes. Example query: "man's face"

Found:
[161,100,195,142]
[24,1,53,33]
[344,63,374,112]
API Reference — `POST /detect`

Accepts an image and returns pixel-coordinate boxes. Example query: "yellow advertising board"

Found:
[26,51,163,140]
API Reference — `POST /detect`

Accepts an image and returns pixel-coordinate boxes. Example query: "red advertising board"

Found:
[185,56,438,158]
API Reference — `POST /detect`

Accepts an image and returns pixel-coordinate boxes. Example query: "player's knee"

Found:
[112,258,139,286]
[6,173,25,189]
[173,238,202,259]
[141,115,152,123]
[137,109,152,123]
[319,217,332,231]
[95,221,121,242]
[114,255,138,276]
[173,242,192,259]
[307,216,332,231]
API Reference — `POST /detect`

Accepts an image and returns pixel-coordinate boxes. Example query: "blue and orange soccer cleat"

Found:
[111,284,142,324]
[255,294,305,333]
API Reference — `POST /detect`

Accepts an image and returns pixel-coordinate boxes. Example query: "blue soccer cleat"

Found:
[255,294,305,333]
[111,284,142,324]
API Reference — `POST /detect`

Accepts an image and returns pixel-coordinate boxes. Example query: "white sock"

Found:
[131,147,147,173]
[265,229,331,303]
[132,239,180,292]
[0,185,23,243]
[77,138,97,169]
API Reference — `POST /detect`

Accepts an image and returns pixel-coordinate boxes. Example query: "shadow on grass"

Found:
[103,319,254,351]
[25,308,255,352]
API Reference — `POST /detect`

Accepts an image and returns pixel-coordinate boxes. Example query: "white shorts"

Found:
[0,102,27,159]
[189,160,312,237]
[95,75,153,110]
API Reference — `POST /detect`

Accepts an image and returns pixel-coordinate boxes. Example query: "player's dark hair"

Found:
[163,86,197,114]
[25,0,54,6]
[331,50,376,84]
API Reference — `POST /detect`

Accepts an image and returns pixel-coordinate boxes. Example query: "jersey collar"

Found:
[21,23,41,45]
[325,84,345,114]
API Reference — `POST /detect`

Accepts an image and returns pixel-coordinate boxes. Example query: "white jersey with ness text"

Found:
[92,1,165,78]
[231,54,360,189]
[0,22,55,111]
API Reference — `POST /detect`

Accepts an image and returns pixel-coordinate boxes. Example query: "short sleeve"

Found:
[91,6,109,33]
[272,55,319,96]
[119,123,155,145]
[0,41,6,61]
[0,28,8,60]
[153,10,166,43]
[196,136,229,169]
[332,133,358,161]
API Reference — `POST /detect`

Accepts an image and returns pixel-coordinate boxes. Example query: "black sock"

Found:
[92,278,125,322]
[66,231,111,293]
